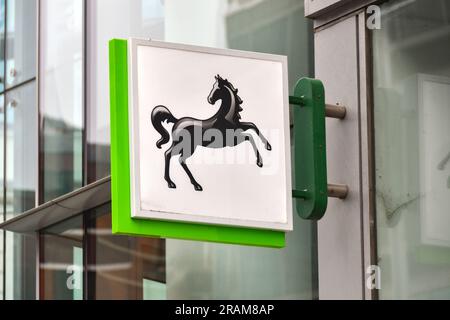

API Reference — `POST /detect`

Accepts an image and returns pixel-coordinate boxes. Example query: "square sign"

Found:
[110,38,292,247]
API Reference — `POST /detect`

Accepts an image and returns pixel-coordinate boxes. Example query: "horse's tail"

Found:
[151,106,177,149]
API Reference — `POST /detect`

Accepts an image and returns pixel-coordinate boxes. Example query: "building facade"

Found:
[0,0,449,300]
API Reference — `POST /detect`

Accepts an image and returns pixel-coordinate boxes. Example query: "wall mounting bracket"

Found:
[290,78,348,220]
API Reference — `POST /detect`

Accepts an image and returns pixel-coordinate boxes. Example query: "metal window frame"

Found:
[0,0,39,301]
[309,0,382,300]
[35,0,88,300]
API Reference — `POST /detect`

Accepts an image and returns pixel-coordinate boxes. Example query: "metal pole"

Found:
[328,184,349,199]
[325,104,347,119]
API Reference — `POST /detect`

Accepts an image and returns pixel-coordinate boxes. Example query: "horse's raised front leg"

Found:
[243,134,263,168]
[240,122,272,151]
[179,156,203,191]
[164,146,176,189]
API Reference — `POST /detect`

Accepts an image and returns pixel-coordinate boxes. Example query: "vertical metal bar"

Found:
[82,0,88,300]
[35,231,40,300]
[358,11,378,301]
[37,0,44,206]
[35,0,41,299]
[82,0,87,188]
[35,0,41,208]
[82,212,87,300]
[2,0,8,301]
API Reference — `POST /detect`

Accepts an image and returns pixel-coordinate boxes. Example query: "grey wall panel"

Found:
[315,15,365,299]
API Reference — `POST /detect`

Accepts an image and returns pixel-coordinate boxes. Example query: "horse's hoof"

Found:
[194,184,203,192]
[168,181,177,189]
[257,161,263,168]
[266,143,272,151]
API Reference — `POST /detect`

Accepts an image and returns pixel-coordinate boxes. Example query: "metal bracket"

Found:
[289,78,349,221]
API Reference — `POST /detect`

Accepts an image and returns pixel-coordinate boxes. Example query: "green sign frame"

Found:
[290,78,328,220]
[109,39,286,248]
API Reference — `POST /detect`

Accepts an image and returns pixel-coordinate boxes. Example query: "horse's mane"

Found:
[220,78,244,121]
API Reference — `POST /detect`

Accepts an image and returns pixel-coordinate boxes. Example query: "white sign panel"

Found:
[128,38,292,231]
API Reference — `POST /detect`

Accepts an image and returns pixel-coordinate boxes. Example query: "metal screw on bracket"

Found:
[326,103,347,119]
[289,96,347,120]
[290,95,349,201]
[328,184,349,199]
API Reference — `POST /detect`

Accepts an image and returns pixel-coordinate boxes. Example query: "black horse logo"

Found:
[151,75,271,191]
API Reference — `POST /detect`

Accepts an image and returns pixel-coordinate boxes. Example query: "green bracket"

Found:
[290,78,328,221]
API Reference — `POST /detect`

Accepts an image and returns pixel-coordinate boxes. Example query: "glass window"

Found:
[0,0,5,93]
[0,94,3,300]
[86,205,166,300]
[40,205,166,300]
[0,230,3,300]
[0,0,38,301]
[3,82,37,300]
[39,0,83,202]
[86,0,164,182]
[373,0,450,299]
[4,232,36,300]
[5,0,37,88]
[5,81,37,220]
[0,94,4,224]
[40,215,83,300]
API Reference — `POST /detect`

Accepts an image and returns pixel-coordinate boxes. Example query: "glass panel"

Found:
[5,0,37,88]
[0,0,5,92]
[0,231,3,300]
[2,83,37,300]
[0,94,4,223]
[86,0,164,182]
[5,81,37,219]
[86,204,166,300]
[0,94,3,300]
[373,0,450,299]
[4,232,36,300]
[40,215,83,300]
[40,0,83,202]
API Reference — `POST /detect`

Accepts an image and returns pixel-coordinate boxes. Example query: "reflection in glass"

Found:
[86,0,165,181]
[0,94,3,300]
[86,204,166,300]
[6,0,37,88]
[0,94,4,223]
[0,230,3,300]
[5,81,37,220]
[3,82,37,300]
[373,0,450,299]
[0,0,5,92]
[40,0,83,202]
[5,232,36,300]
[0,95,3,299]
[40,215,83,300]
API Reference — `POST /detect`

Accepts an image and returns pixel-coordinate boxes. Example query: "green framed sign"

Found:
[109,39,287,248]
[109,38,331,248]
